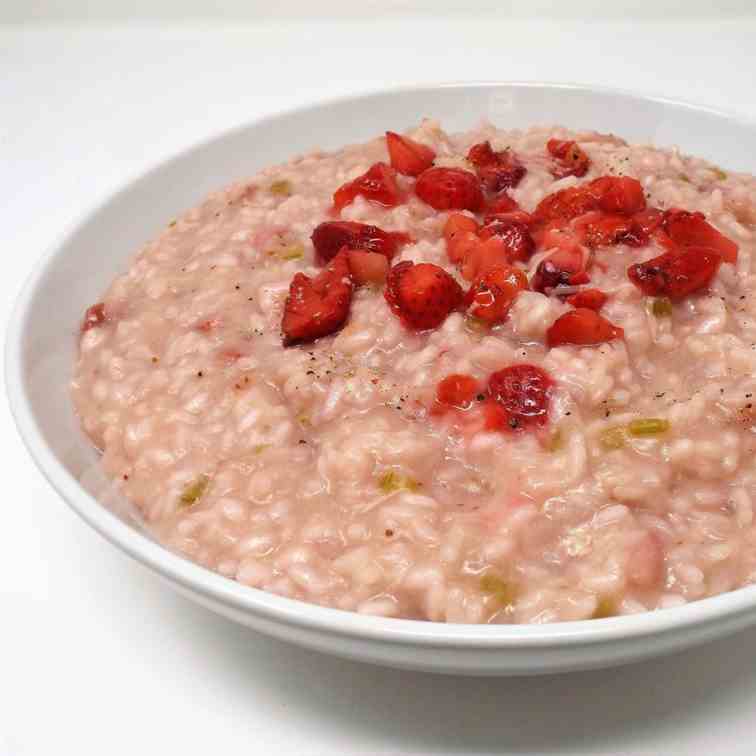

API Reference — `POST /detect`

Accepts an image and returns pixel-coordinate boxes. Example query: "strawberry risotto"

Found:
[71,121,756,623]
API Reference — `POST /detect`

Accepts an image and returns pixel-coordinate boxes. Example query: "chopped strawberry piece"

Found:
[415,167,484,212]
[482,398,510,431]
[632,207,665,237]
[654,231,678,255]
[467,141,497,167]
[566,288,608,311]
[485,191,520,215]
[547,308,624,347]
[384,261,463,330]
[478,218,535,263]
[281,250,353,346]
[465,265,528,323]
[487,364,554,431]
[574,206,668,249]
[461,237,509,282]
[385,131,436,177]
[311,220,411,263]
[443,212,479,241]
[535,219,573,251]
[82,302,107,332]
[574,211,646,249]
[533,185,600,226]
[591,176,646,215]
[467,141,527,192]
[443,213,480,264]
[534,176,646,225]
[485,210,535,228]
[436,373,480,410]
[662,209,738,264]
[531,247,589,293]
[627,246,722,300]
[346,249,389,285]
[332,162,402,214]
[569,270,592,285]
[447,231,481,267]
[547,139,591,178]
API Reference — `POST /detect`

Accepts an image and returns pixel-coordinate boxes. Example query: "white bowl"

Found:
[8,82,756,676]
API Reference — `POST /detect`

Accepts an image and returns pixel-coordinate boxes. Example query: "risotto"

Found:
[71,120,756,623]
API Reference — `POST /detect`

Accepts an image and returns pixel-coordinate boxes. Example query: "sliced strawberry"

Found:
[487,364,554,431]
[346,249,389,285]
[385,131,436,177]
[82,302,107,332]
[311,220,411,263]
[627,246,722,300]
[415,167,484,212]
[531,246,590,293]
[547,138,590,178]
[566,288,608,311]
[485,191,520,215]
[384,261,463,330]
[436,373,480,410]
[467,141,527,192]
[662,209,738,264]
[281,250,353,346]
[465,265,528,323]
[547,308,624,347]
[332,162,402,214]
[478,218,535,262]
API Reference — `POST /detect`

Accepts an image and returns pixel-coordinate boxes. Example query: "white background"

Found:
[3,5,756,755]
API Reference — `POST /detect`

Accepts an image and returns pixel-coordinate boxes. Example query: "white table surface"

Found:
[3,17,756,755]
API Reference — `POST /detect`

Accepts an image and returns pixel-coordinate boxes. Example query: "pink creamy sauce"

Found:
[72,121,756,623]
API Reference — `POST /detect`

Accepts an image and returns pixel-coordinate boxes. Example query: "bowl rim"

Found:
[8,79,756,648]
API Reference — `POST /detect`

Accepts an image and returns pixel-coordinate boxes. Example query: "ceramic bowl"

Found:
[8,82,756,675]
